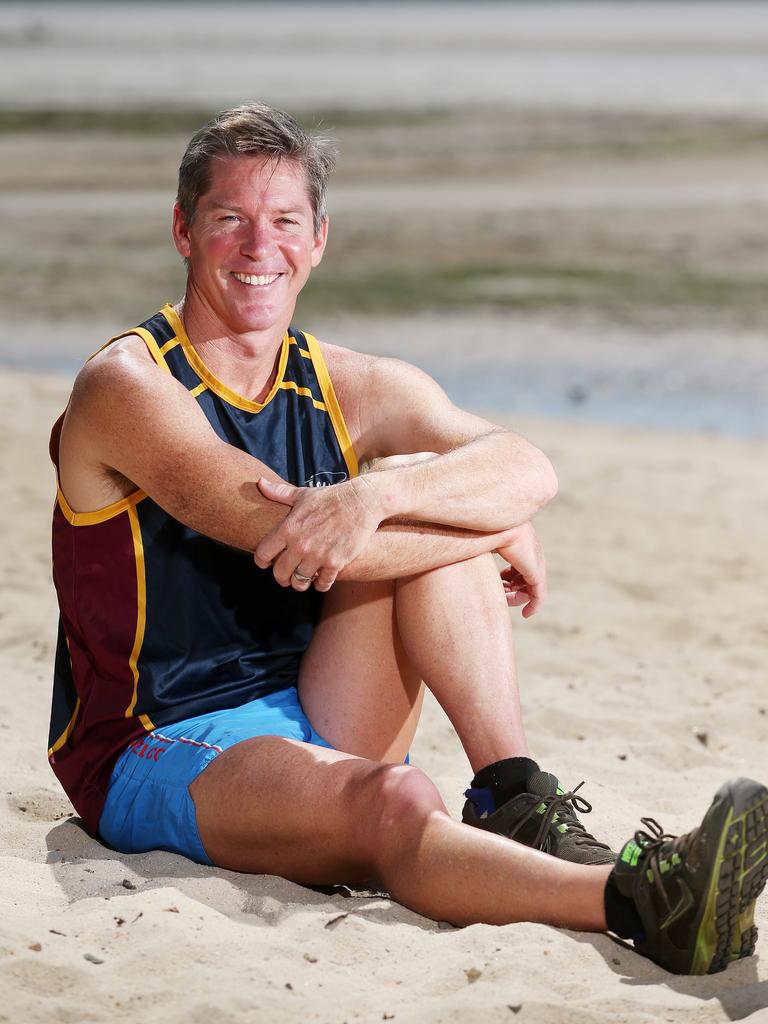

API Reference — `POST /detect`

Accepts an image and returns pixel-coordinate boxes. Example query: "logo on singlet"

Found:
[304,471,348,488]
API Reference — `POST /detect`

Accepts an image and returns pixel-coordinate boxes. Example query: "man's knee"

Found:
[361,764,446,868]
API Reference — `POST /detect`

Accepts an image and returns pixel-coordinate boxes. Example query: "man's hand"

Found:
[496,522,547,618]
[254,476,384,591]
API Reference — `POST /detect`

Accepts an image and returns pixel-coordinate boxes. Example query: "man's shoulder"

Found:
[61,331,182,464]
[71,332,166,408]
[83,331,157,378]
[313,337,426,393]
[313,337,375,374]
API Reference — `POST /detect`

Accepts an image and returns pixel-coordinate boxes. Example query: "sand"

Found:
[2,3,767,1015]
[1,367,767,1023]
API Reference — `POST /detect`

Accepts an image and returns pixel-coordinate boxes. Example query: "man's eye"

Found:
[278,217,298,225]
[221,215,240,222]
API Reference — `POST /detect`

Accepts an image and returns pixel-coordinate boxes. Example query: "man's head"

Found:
[173,105,337,335]
[177,103,337,235]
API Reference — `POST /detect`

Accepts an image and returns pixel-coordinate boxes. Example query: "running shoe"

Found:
[462,770,616,865]
[611,776,768,974]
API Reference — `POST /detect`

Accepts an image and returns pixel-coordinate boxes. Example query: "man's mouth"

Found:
[231,272,281,286]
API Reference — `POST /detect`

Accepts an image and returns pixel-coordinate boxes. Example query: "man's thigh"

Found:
[299,579,423,763]
[100,688,338,868]
[190,734,394,882]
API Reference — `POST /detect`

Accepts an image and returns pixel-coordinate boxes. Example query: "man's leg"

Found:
[297,578,424,763]
[298,553,528,770]
[190,735,610,928]
[299,551,613,864]
[189,738,768,975]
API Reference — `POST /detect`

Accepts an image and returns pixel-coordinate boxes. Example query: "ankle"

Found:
[467,756,541,811]
[603,871,644,940]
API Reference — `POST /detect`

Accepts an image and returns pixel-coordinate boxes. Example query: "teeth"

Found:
[233,272,279,286]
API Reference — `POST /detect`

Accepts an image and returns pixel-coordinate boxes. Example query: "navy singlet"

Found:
[48,304,357,833]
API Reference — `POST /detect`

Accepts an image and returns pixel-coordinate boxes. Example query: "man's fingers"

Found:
[254,529,286,569]
[269,549,303,588]
[313,567,338,592]
[257,476,299,506]
[521,582,546,618]
[290,561,321,592]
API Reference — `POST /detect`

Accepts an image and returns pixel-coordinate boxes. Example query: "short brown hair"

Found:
[177,103,337,233]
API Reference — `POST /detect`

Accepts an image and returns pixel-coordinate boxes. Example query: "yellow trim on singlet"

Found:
[159,337,181,357]
[56,483,147,526]
[161,304,291,414]
[131,327,173,373]
[288,337,312,359]
[189,381,208,399]
[303,332,359,478]
[48,697,81,758]
[279,379,326,411]
[52,324,168,524]
[88,325,173,375]
[124,504,148,720]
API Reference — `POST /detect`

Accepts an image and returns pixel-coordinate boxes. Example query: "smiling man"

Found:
[47,104,767,975]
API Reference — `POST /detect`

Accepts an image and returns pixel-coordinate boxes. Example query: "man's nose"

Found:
[241,221,276,259]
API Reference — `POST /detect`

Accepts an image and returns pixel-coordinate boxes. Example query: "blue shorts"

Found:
[98,687,333,866]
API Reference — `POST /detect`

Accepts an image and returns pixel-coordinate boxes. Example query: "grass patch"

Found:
[298,263,768,327]
[2,104,768,158]
[0,107,219,135]
[1,242,765,327]
[0,105,453,136]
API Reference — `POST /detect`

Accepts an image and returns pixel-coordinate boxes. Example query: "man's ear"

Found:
[172,203,192,259]
[311,217,329,268]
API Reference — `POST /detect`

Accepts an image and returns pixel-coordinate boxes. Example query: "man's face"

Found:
[172,154,328,335]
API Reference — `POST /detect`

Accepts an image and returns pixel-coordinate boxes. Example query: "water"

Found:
[2,2,767,438]
[324,314,768,438]
[3,3,768,116]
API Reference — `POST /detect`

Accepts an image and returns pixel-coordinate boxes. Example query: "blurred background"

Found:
[1,0,767,435]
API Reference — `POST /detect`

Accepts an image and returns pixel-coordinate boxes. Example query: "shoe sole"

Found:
[690,778,768,975]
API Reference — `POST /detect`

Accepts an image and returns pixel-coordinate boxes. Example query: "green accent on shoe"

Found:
[462,771,616,866]
[611,777,768,975]
[621,840,643,867]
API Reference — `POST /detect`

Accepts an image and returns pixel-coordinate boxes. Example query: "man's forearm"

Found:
[337,518,518,582]
[361,430,558,533]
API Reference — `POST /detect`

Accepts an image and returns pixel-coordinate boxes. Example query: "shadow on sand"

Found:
[46,816,766,1018]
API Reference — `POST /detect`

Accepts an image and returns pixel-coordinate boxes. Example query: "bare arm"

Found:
[352,356,558,532]
[59,341,291,549]
[255,350,556,595]
[60,341,523,577]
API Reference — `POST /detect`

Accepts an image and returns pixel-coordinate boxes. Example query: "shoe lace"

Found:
[633,816,695,908]
[516,781,613,852]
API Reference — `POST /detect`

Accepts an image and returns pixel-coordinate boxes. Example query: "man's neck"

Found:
[176,288,294,404]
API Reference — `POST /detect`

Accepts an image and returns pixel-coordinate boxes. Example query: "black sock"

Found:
[469,756,540,810]
[603,873,644,941]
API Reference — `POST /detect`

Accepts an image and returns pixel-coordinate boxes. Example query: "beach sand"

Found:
[2,368,766,1023]
[2,3,767,1015]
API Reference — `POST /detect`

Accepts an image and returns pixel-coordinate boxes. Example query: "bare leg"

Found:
[300,553,529,771]
[190,554,607,928]
[299,579,424,763]
[396,553,529,772]
[190,739,609,929]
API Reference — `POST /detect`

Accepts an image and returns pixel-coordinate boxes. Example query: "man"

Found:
[48,103,767,975]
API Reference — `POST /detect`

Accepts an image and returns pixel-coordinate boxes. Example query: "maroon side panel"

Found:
[50,503,149,834]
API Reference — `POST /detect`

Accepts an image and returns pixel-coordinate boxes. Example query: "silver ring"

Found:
[292,569,315,582]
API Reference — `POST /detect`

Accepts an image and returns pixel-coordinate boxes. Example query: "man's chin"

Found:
[226,298,290,335]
